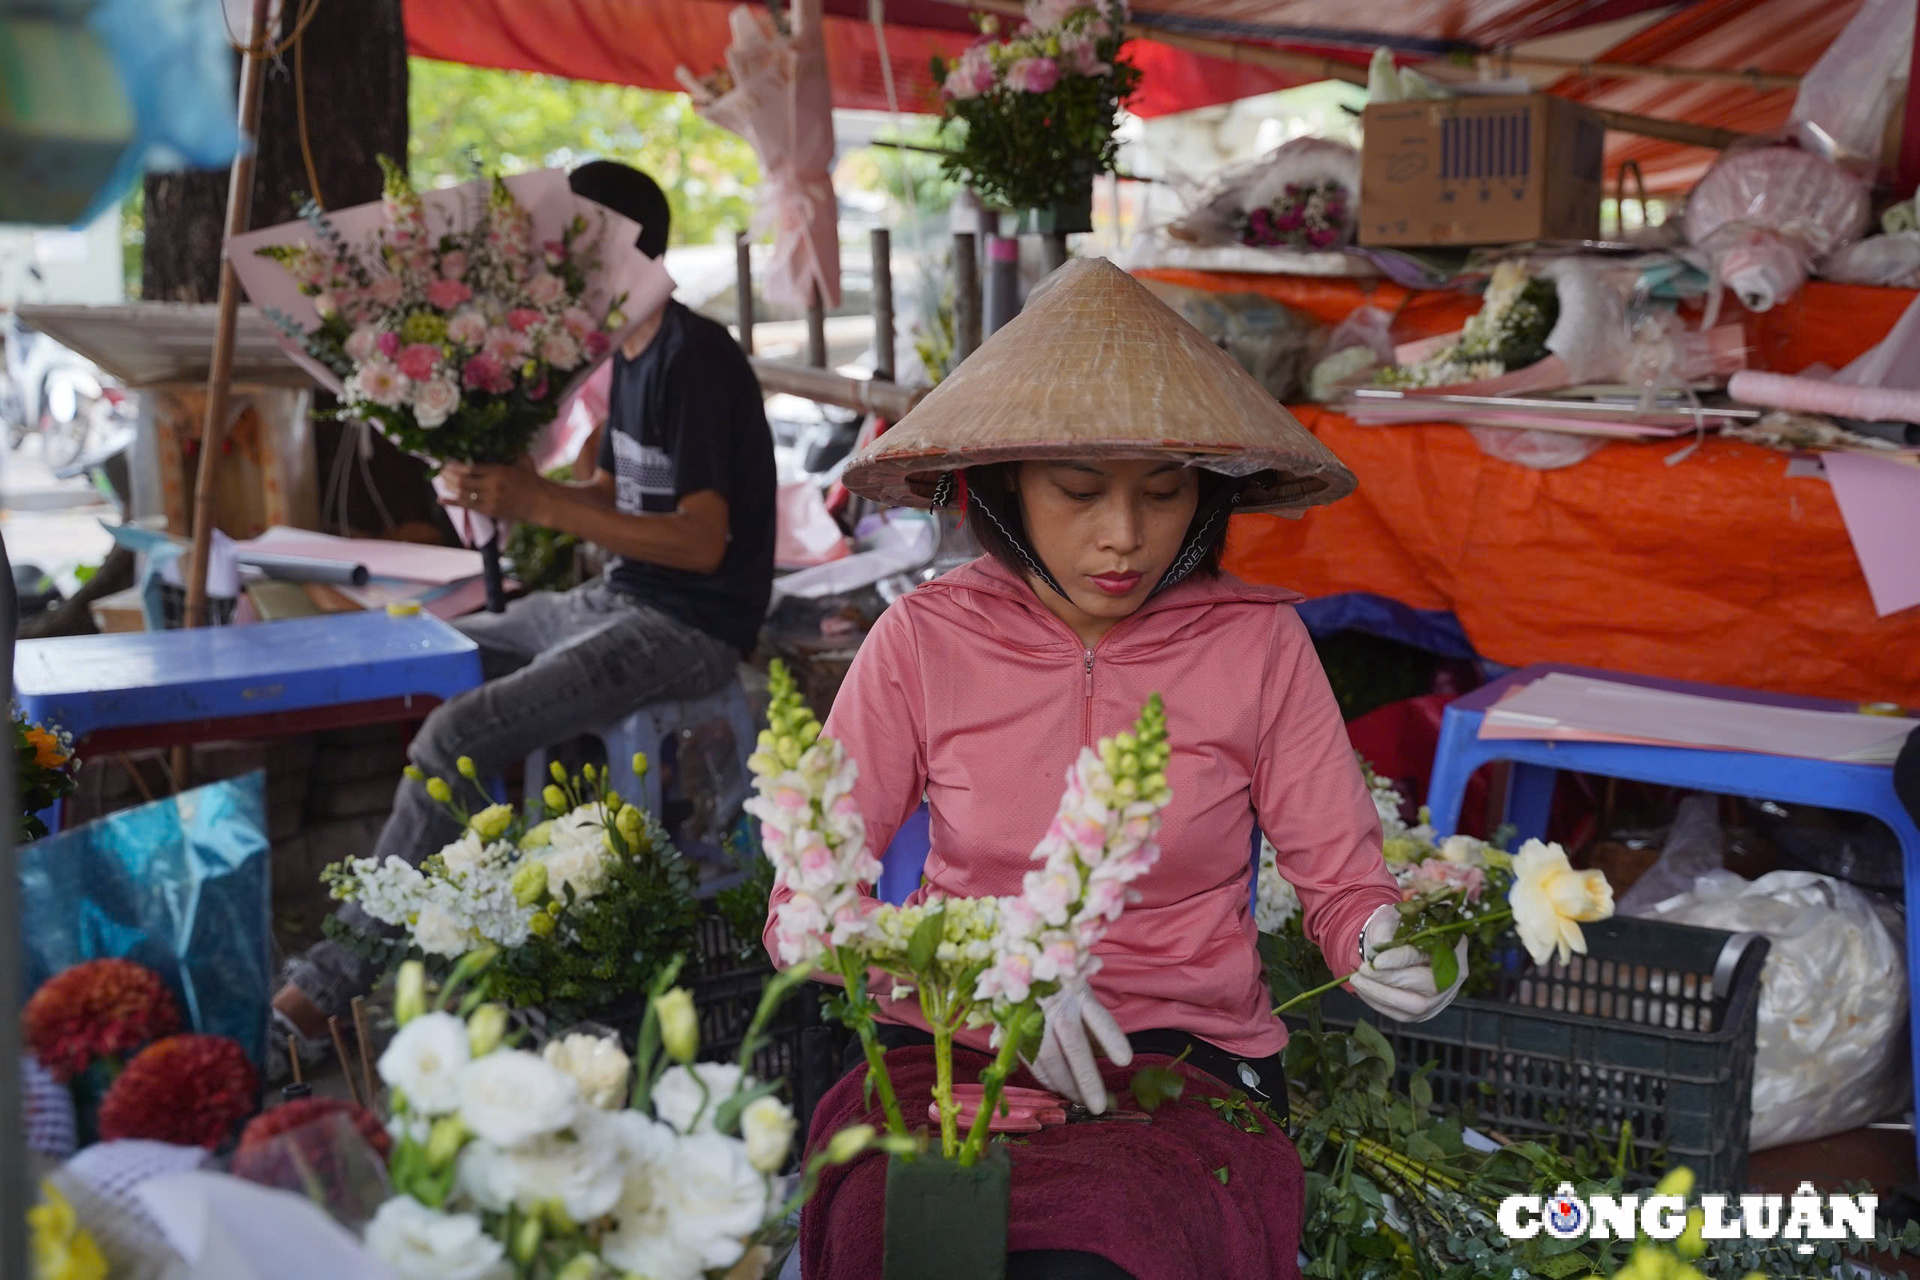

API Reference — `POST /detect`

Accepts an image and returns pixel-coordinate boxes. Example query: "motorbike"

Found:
[1,274,127,470]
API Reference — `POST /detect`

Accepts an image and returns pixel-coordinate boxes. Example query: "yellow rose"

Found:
[1509,840,1614,967]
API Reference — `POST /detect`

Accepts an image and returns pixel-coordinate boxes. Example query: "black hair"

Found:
[961,461,1240,587]
[567,161,671,259]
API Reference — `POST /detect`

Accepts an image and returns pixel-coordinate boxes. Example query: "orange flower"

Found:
[24,726,67,770]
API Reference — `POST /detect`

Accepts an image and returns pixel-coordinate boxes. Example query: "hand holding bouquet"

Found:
[228,160,675,610]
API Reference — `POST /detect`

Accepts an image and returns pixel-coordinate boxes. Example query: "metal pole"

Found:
[953,232,981,364]
[0,528,23,1280]
[870,228,894,383]
[735,231,755,354]
[983,235,1019,337]
[806,285,827,369]
[183,0,273,635]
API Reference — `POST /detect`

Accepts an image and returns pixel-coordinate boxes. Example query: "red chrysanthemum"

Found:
[98,1035,259,1149]
[237,1096,392,1160]
[22,959,182,1082]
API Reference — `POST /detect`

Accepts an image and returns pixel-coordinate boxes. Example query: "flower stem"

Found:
[1270,911,1510,1016]
[835,955,908,1136]
[932,1024,958,1159]
[958,1005,1031,1168]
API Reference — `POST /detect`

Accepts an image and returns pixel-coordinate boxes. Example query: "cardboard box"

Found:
[1360,94,1605,247]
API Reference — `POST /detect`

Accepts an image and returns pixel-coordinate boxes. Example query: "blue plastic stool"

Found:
[878,801,1266,917]
[1424,663,1920,1167]
[525,682,760,828]
[13,612,484,834]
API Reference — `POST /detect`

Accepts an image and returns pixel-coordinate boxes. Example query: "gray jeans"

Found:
[286,578,738,1018]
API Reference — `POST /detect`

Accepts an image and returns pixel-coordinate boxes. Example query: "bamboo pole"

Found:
[871,228,895,383]
[928,0,1754,150]
[184,0,274,634]
[953,232,981,363]
[806,285,827,368]
[735,231,755,354]
[748,358,927,419]
[1481,51,1800,90]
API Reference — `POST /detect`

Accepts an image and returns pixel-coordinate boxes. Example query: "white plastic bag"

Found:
[1633,865,1908,1150]
[1787,0,1916,170]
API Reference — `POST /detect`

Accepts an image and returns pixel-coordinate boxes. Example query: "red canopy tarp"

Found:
[403,0,1871,187]
[1132,268,1920,705]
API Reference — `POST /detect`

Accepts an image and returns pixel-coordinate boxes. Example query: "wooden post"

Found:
[183,0,274,634]
[953,232,981,363]
[1039,233,1069,276]
[806,285,828,369]
[175,0,273,795]
[735,232,755,355]
[870,228,895,383]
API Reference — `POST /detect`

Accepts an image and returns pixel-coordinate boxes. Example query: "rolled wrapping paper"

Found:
[232,552,370,586]
[1728,370,1920,426]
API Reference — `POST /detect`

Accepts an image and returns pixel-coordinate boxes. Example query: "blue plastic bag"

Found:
[17,770,273,1068]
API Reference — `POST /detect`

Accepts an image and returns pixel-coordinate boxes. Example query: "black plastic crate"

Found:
[687,907,846,1139]
[1311,915,1769,1190]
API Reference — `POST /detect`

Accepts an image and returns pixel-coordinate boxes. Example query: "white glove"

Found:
[1026,982,1133,1114]
[1348,904,1468,1024]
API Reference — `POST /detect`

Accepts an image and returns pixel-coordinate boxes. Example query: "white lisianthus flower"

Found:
[601,1112,703,1280]
[456,1049,579,1148]
[542,1033,631,1110]
[651,1062,746,1136]
[541,838,610,903]
[1438,834,1487,866]
[455,1112,626,1222]
[413,377,461,428]
[412,901,476,958]
[1508,839,1614,967]
[658,1133,771,1273]
[364,1196,509,1280]
[376,1012,470,1116]
[740,1096,796,1173]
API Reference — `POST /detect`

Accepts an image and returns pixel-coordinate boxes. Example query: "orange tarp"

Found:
[1133,270,1920,704]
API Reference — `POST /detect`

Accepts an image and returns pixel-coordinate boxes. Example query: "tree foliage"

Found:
[408,58,763,247]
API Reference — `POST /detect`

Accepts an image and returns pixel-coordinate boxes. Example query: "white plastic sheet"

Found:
[1624,813,1909,1151]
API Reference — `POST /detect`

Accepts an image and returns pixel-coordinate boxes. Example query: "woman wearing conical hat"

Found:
[772,259,1465,1279]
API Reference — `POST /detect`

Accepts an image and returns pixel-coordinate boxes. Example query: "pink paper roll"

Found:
[1727,370,1920,425]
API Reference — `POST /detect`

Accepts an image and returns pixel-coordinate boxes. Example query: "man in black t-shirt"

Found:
[272,163,774,1056]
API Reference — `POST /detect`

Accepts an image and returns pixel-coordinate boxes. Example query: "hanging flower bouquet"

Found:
[747,660,1171,1167]
[16,706,78,842]
[932,0,1140,226]
[227,160,675,611]
[363,954,897,1280]
[321,755,702,1022]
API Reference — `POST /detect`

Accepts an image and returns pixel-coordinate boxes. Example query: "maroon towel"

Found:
[800,1046,1304,1280]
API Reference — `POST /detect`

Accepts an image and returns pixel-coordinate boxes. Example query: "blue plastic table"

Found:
[1424,662,1920,1165]
[15,612,483,832]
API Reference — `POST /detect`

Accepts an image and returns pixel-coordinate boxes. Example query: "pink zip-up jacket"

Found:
[763,556,1402,1058]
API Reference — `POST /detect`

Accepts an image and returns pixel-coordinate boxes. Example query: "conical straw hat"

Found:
[843,257,1355,514]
